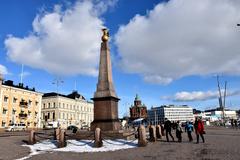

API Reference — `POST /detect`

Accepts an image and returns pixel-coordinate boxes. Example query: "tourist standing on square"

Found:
[164,118,174,142]
[234,119,238,129]
[194,117,205,143]
[176,121,183,142]
[185,121,194,142]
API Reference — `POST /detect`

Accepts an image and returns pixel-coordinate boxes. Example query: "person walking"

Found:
[185,121,194,142]
[231,119,234,129]
[234,119,238,129]
[176,121,183,142]
[194,117,205,143]
[164,118,174,142]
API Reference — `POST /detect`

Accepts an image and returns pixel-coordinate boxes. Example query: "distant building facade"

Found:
[0,77,42,129]
[41,91,93,129]
[204,108,237,121]
[129,94,148,121]
[148,105,194,124]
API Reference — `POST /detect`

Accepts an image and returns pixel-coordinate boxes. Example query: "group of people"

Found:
[230,119,239,129]
[163,117,205,143]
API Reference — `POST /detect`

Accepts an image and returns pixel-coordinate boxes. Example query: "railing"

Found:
[19,113,28,119]
[20,101,28,107]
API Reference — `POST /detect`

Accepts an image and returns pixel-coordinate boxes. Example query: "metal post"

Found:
[154,109,157,126]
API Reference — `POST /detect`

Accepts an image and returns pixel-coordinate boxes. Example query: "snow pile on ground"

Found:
[17,139,138,160]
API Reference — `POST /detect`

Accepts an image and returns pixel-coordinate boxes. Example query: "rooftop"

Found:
[43,91,86,100]
[2,80,36,92]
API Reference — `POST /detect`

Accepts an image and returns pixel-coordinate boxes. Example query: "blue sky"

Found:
[0,0,240,117]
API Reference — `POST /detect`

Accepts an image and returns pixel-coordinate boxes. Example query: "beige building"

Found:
[0,76,42,129]
[41,91,93,129]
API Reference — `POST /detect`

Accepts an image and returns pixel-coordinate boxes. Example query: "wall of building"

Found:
[148,105,194,124]
[0,85,42,128]
[41,96,93,129]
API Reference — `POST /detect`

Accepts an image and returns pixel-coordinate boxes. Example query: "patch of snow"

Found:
[17,139,138,160]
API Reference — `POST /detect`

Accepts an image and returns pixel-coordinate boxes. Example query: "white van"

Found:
[5,123,26,131]
[45,122,58,129]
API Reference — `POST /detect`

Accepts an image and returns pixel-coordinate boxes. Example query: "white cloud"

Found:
[143,74,172,85]
[163,90,240,102]
[4,1,111,76]
[115,0,240,84]
[0,64,8,75]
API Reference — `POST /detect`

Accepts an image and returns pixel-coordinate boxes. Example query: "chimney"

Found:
[19,83,24,88]
[0,74,3,84]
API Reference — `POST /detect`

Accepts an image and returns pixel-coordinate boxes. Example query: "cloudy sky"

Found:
[0,0,240,116]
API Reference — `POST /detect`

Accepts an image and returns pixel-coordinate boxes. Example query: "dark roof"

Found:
[43,91,85,100]
[2,80,36,92]
[67,91,85,100]
[205,107,231,112]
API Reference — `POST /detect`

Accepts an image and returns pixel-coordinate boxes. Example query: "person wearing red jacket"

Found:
[194,117,205,143]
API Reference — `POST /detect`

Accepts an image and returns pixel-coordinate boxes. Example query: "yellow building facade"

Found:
[0,77,42,129]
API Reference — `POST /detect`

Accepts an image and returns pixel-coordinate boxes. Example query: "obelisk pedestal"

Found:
[91,29,121,131]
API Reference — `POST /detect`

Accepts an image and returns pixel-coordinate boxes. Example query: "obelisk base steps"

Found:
[91,119,121,131]
[91,96,120,131]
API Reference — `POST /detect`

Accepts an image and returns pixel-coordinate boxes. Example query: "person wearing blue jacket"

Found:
[185,121,194,142]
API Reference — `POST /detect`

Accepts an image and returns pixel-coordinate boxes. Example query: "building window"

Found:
[12,109,16,115]
[59,103,61,108]
[2,121,6,127]
[63,103,65,108]
[35,101,39,106]
[48,103,50,108]
[53,112,55,120]
[29,100,32,106]
[43,103,46,109]
[53,102,56,108]
[47,113,50,119]
[3,109,7,114]
[4,96,8,102]
[13,97,17,103]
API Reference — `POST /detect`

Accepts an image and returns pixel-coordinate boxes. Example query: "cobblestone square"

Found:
[0,127,239,160]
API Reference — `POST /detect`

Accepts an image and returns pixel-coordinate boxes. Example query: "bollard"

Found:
[29,130,36,145]
[156,125,162,139]
[149,125,156,142]
[138,125,147,147]
[94,128,103,147]
[55,128,60,141]
[58,129,66,148]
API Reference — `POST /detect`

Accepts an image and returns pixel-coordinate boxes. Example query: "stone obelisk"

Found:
[91,29,121,131]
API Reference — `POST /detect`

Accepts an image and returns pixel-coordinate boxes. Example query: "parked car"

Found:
[44,122,58,129]
[5,123,26,131]
[67,125,78,133]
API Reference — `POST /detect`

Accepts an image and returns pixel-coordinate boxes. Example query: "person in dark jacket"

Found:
[185,121,194,142]
[164,118,174,142]
[194,117,205,143]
